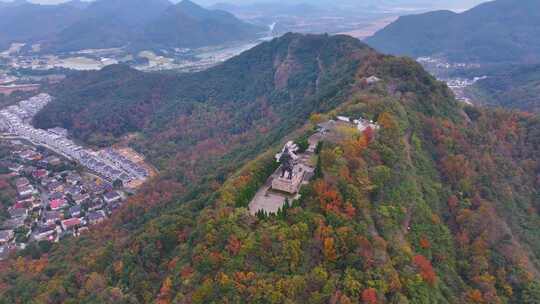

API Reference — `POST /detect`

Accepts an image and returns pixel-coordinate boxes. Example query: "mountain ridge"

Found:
[51,0,172,51]
[465,64,540,113]
[366,0,540,64]
[34,33,374,164]
[1,32,539,303]
[138,0,265,49]
[0,0,265,52]
[0,0,84,49]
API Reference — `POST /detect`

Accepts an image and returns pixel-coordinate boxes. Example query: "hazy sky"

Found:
[0,0,489,10]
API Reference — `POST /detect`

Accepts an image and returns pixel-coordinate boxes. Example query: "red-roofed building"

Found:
[32,169,49,179]
[50,198,68,211]
[13,201,27,209]
[61,218,81,231]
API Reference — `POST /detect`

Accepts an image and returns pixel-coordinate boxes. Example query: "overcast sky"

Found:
[0,0,489,10]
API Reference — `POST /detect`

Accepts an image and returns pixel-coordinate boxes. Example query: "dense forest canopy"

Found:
[465,64,540,113]
[0,33,539,304]
[34,33,372,173]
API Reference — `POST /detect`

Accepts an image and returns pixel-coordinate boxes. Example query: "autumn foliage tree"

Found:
[226,235,242,256]
[313,180,342,214]
[361,288,378,304]
[156,277,173,304]
[413,255,436,285]
[466,289,485,303]
[323,237,337,262]
[419,236,431,249]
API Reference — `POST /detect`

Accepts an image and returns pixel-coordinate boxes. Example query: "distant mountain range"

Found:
[51,0,172,52]
[366,0,540,64]
[203,0,485,11]
[210,2,325,16]
[0,1,83,50]
[140,0,264,49]
[0,0,266,52]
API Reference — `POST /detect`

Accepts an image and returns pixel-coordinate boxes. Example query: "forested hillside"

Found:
[366,0,540,64]
[466,64,540,113]
[0,33,539,304]
[34,33,371,171]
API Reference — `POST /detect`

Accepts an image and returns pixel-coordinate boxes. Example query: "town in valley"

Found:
[0,93,155,260]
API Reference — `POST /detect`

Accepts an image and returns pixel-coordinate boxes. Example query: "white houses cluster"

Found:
[0,94,150,187]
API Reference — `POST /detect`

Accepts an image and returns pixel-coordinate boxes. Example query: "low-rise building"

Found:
[317,120,337,134]
[66,173,82,185]
[41,177,57,187]
[43,211,61,225]
[108,201,123,212]
[65,186,81,196]
[17,195,35,204]
[48,127,68,137]
[1,218,25,230]
[8,163,23,172]
[12,201,27,210]
[49,192,64,200]
[61,218,81,231]
[32,169,48,179]
[19,150,41,161]
[22,166,37,176]
[85,181,111,195]
[50,198,69,211]
[365,75,381,84]
[15,177,30,188]
[87,210,107,225]
[0,244,11,260]
[69,205,82,218]
[103,191,121,204]
[34,225,56,241]
[87,198,104,211]
[0,230,14,244]
[44,155,62,166]
[47,181,64,193]
[353,118,380,132]
[31,199,42,210]
[73,193,90,205]
[17,184,36,197]
[337,116,351,123]
[8,208,28,219]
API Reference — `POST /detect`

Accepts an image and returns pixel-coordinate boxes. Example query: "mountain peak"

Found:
[367,0,540,64]
[178,0,199,6]
[175,0,211,16]
[141,0,265,49]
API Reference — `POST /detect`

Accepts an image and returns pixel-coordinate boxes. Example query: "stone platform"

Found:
[271,167,305,194]
[248,138,319,215]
